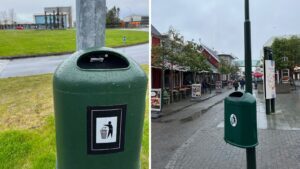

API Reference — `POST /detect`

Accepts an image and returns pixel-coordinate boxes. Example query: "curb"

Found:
[160,94,217,118]
[0,42,149,60]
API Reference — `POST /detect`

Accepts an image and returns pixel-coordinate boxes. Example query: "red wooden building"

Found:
[151,25,163,89]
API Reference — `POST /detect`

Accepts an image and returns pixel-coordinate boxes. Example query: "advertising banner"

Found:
[151,89,162,111]
[216,81,222,93]
[192,84,201,97]
[265,60,276,99]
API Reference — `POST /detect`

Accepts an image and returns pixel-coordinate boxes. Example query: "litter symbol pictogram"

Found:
[96,117,117,143]
[230,114,237,127]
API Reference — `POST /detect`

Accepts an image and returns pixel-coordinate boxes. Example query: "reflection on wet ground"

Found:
[255,89,300,130]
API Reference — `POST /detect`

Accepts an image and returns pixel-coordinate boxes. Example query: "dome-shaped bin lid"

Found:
[53,47,147,93]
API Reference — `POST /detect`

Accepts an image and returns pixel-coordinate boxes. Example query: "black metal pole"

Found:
[57,8,60,29]
[53,10,56,29]
[49,14,52,29]
[244,0,252,94]
[269,50,276,113]
[264,47,271,115]
[244,0,256,169]
[44,11,48,29]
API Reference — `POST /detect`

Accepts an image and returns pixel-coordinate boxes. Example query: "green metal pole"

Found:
[244,0,252,94]
[244,0,256,169]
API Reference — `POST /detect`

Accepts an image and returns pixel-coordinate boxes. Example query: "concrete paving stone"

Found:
[155,89,233,123]
[152,88,300,169]
[166,128,300,169]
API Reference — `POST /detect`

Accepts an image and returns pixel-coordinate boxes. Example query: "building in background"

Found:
[122,15,149,28]
[234,60,261,77]
[151,25,163,89]
[218,54,236,65]
[34,6,72,29]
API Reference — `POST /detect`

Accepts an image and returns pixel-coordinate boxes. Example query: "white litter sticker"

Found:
[230,114,237,127]
[96,117,117,143]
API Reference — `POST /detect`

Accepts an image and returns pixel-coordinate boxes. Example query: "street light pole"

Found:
[244,0,252,94]
[76,0,106,50]
[244,0,256,169]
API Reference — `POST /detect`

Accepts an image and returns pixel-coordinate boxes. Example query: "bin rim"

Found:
[75,47,132,72]
[225,91,256,103]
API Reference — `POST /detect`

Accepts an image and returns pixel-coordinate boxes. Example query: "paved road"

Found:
[152,89,300,169]
[0,43,148,78]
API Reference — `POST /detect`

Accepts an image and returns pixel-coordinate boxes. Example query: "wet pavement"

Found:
[0,44,149,78]
[152,89,234,169]
[152,88,300,169]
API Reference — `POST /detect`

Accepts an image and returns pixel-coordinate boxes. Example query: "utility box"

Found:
[53,47,147,169]
[224,91,258,148]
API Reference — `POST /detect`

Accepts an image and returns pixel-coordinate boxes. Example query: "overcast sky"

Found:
[152,0,300,60]
[0,0,148,22]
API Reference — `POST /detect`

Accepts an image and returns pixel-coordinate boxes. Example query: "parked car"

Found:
[16,26,24,30]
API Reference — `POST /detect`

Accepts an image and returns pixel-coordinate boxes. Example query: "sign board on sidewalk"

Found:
[216,81,222,93]
[151,89,162,111]
[265,60,276,99]
[192,84,201,97]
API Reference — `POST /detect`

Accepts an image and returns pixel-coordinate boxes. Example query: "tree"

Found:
[152,27,184,67]
[151,27,185,102]
[180,41,209,82]
[218,58,239,80]
[271,36,300,78]
[218,58,231,75]
[106,6,120,27]
[152,27,211,101]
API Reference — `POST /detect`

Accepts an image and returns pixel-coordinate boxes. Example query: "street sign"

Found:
[265,60,276,99]
[123,36,126,44]
[216,81,222,93]
[192,84,201,97]
[151,89,162,111]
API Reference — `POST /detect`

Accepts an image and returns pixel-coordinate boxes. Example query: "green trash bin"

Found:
[53,47,147,169]
[224,91,258,148]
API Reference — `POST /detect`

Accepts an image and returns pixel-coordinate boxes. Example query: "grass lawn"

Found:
[0,65,149,169]
[0,29,148,58]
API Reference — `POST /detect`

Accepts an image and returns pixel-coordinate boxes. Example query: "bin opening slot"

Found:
[77,51,129,69]
[229,92,243,97]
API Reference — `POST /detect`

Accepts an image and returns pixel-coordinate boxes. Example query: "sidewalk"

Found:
[153,88,233,123]
[158,88,300,169]
[295,80,300,86]
[152,88,234,169]
[157,91,217,117]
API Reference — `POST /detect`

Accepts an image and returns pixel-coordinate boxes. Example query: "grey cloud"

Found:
[0,0,148,22]
[152,0,300,60]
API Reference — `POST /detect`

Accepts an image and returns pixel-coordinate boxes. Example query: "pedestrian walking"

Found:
[240,79,245,90]
[233,80,239,91]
